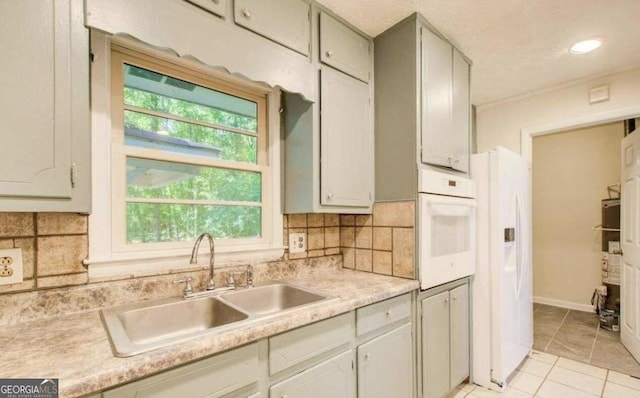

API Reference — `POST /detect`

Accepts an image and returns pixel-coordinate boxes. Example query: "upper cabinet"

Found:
[0,0,90,212]
[319,12,371,82]
[283,7,374,214]
[374,13,472,201]
[185,0,226,18]
[320,67,372,207]
[234,0,311,56]
[421,28,470,172]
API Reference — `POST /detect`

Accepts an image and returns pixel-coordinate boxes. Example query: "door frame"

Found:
[520,106,640,161]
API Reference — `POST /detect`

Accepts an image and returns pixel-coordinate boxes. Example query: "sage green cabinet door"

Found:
[420,27,453,170]
[319,12,370,82]
[357,323,413,398]
[320,67,372,208]
[270,350,355,398]
[420,27,471,174]
[185,0,226,17]
[0,0,89,211]
[451,49,470,173]
[235,0,310,56]
[421,291,450,398]
[449,283,470,387]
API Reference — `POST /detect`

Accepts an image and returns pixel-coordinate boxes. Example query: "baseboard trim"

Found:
[533,296,595,313]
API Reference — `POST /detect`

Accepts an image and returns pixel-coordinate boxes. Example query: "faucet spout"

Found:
[190,233,216,290]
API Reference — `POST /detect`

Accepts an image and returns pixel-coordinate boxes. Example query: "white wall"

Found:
[532,123,622,310]
[476,67,640,154]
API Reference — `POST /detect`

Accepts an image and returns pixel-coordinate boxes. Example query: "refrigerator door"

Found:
[490,147,533,385]
[471,147,532,390]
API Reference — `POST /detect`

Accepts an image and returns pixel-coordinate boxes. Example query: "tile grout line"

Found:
[532,354,560,397]
[589,322,601,364]
[544,308,570,352]
[600,369,609,398]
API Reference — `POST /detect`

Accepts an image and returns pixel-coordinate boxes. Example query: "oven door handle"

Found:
[427,201,477,217]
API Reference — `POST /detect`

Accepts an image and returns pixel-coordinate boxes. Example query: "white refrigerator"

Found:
[471,147,533,390]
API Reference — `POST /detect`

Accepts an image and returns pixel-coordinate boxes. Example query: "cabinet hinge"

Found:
[70,163,78,188]
[352,360,354,370]
[90,52,95,63]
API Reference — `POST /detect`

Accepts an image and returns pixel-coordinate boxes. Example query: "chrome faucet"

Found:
[190,233,216,290]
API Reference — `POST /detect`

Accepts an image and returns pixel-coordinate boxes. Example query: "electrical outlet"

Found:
[0,248,22,286]
[289,233,306,253]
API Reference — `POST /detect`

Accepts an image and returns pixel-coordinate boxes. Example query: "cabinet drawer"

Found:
[103,343,258,398]
[184,0,226,18]
[269,312,354,375]
[270,350,354,398]
[234,0,310,56]
[356,294,411,336]
[319,11,370,82]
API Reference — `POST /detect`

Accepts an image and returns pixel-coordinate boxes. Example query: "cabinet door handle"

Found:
[327,192,333,200]
[326,50,333,57]
[242,8,251,18]
[385,310,392,317]
[365,353,371,360]
[452,296,458,300]
[443,298,448,303]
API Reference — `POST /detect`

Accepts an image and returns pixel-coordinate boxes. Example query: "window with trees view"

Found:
[110,47,269,247]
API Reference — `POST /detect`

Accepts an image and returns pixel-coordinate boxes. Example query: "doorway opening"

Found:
[528,119,640,376]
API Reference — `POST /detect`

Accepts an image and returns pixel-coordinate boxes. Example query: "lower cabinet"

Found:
[101,293,415,398]
[103,343,259,398]
[270,350,355,398]
[420,279,470,398]
[357,323,412,398]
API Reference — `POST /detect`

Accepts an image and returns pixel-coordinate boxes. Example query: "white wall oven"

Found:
[419,170,476,290]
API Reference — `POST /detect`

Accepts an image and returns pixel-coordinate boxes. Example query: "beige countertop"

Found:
[1,267,418,397]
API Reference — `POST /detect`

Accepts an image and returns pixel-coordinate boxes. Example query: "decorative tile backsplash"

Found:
[340,201,416,279]
[0,213,88,294]
[0,202,416,296]
[283,213,341,260]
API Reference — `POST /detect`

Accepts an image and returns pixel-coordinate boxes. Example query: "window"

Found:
[87,38,282,277]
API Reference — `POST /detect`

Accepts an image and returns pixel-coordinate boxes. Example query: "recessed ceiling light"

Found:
[570,39,602,54]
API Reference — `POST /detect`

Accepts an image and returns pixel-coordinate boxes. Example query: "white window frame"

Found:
[86,32,283,280]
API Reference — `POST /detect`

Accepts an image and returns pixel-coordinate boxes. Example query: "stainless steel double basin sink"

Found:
[101,282,334,357]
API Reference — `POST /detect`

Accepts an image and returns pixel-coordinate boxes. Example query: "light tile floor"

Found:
[447,350,640,398]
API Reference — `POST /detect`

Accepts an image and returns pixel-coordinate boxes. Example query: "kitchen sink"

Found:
[218,282,332,315]
[101,296,250,357]
[101,282,334,357]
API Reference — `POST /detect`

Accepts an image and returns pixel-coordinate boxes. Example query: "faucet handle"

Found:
[173,277,194,297]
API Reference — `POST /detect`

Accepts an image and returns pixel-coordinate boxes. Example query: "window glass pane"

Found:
[126,203,261,243]
[124,111,257,163]
[126,157,261,202]
[124,64,257,132]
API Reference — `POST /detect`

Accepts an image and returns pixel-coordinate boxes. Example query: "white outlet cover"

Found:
[289,233,306,253]
[0,248,23,286]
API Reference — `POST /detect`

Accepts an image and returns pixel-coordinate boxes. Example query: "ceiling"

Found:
[316,0,640,106]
